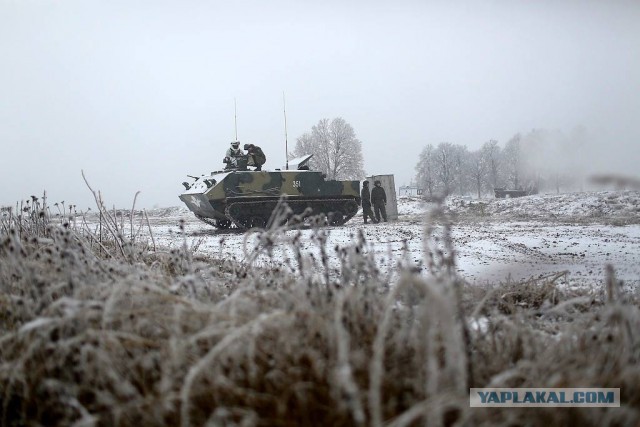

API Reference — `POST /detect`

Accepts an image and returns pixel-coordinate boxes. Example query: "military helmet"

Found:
[363,180,369,186]
[374,180,381,186]
[231,141,240,149]
[244,143,253,150]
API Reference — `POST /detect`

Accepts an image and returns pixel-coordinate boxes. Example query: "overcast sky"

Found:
[1,0,639,209]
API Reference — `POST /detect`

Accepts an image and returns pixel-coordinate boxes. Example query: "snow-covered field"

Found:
[145,190,640,289]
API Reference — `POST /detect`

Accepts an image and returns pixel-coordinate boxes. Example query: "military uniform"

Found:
[225,141,245,169]
[360,181,377,224]
[244,144,266,171]
[371,181,388,222]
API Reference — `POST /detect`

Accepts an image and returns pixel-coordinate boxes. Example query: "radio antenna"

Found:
[234,98,238,141]
[283,92,289,170]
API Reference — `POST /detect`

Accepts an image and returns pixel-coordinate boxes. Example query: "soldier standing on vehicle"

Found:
[244,143,266,171]
[371,180,388,222]
[224,141,244,169]
[360,180,378,224]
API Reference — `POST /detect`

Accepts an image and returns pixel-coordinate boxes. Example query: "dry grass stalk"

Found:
[1,189,639,426]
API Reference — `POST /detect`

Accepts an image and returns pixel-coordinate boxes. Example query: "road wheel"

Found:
[216,219,231,229]
[328,210,345,226]
[248,216,267,229]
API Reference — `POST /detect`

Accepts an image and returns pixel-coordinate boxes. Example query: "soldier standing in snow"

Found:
[360,180,378,224]
[371,180,388,222]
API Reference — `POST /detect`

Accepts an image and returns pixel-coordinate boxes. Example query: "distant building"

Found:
[398,185,423,197]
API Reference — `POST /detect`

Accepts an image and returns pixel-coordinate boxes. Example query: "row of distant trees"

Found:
[288,119,588,199]
[415,128,589,199]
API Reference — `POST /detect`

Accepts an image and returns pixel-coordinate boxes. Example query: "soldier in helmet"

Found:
[371,180,388,222]
[244,143,266,171]
[360,180,378,224]
[224,141,244,169]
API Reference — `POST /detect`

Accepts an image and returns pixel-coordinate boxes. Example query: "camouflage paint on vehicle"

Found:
[179,156,361,229]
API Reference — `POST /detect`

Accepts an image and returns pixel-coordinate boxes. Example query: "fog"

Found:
[1,0,639,209]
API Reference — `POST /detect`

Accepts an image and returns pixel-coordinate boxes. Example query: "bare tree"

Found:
[293,131,315,161]
[416,142,471,197]
[481,140,501,190]
[503,134,523,189]
[468,149,488,198]
[453,144,470,195]
[434,142,458,196]
[415,144,436,199]
[292,117,364,180]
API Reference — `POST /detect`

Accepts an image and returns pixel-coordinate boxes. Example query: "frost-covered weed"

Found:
[1,193,639,426]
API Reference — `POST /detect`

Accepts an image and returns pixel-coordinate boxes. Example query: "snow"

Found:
[447,190,640,222]
[181,172,229,194]
[19,317,56,334]
[452,222,640,287]
[138,191,640,289]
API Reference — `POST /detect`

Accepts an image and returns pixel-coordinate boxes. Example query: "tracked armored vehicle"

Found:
[494,186,538,199]
[179,155,361,229]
